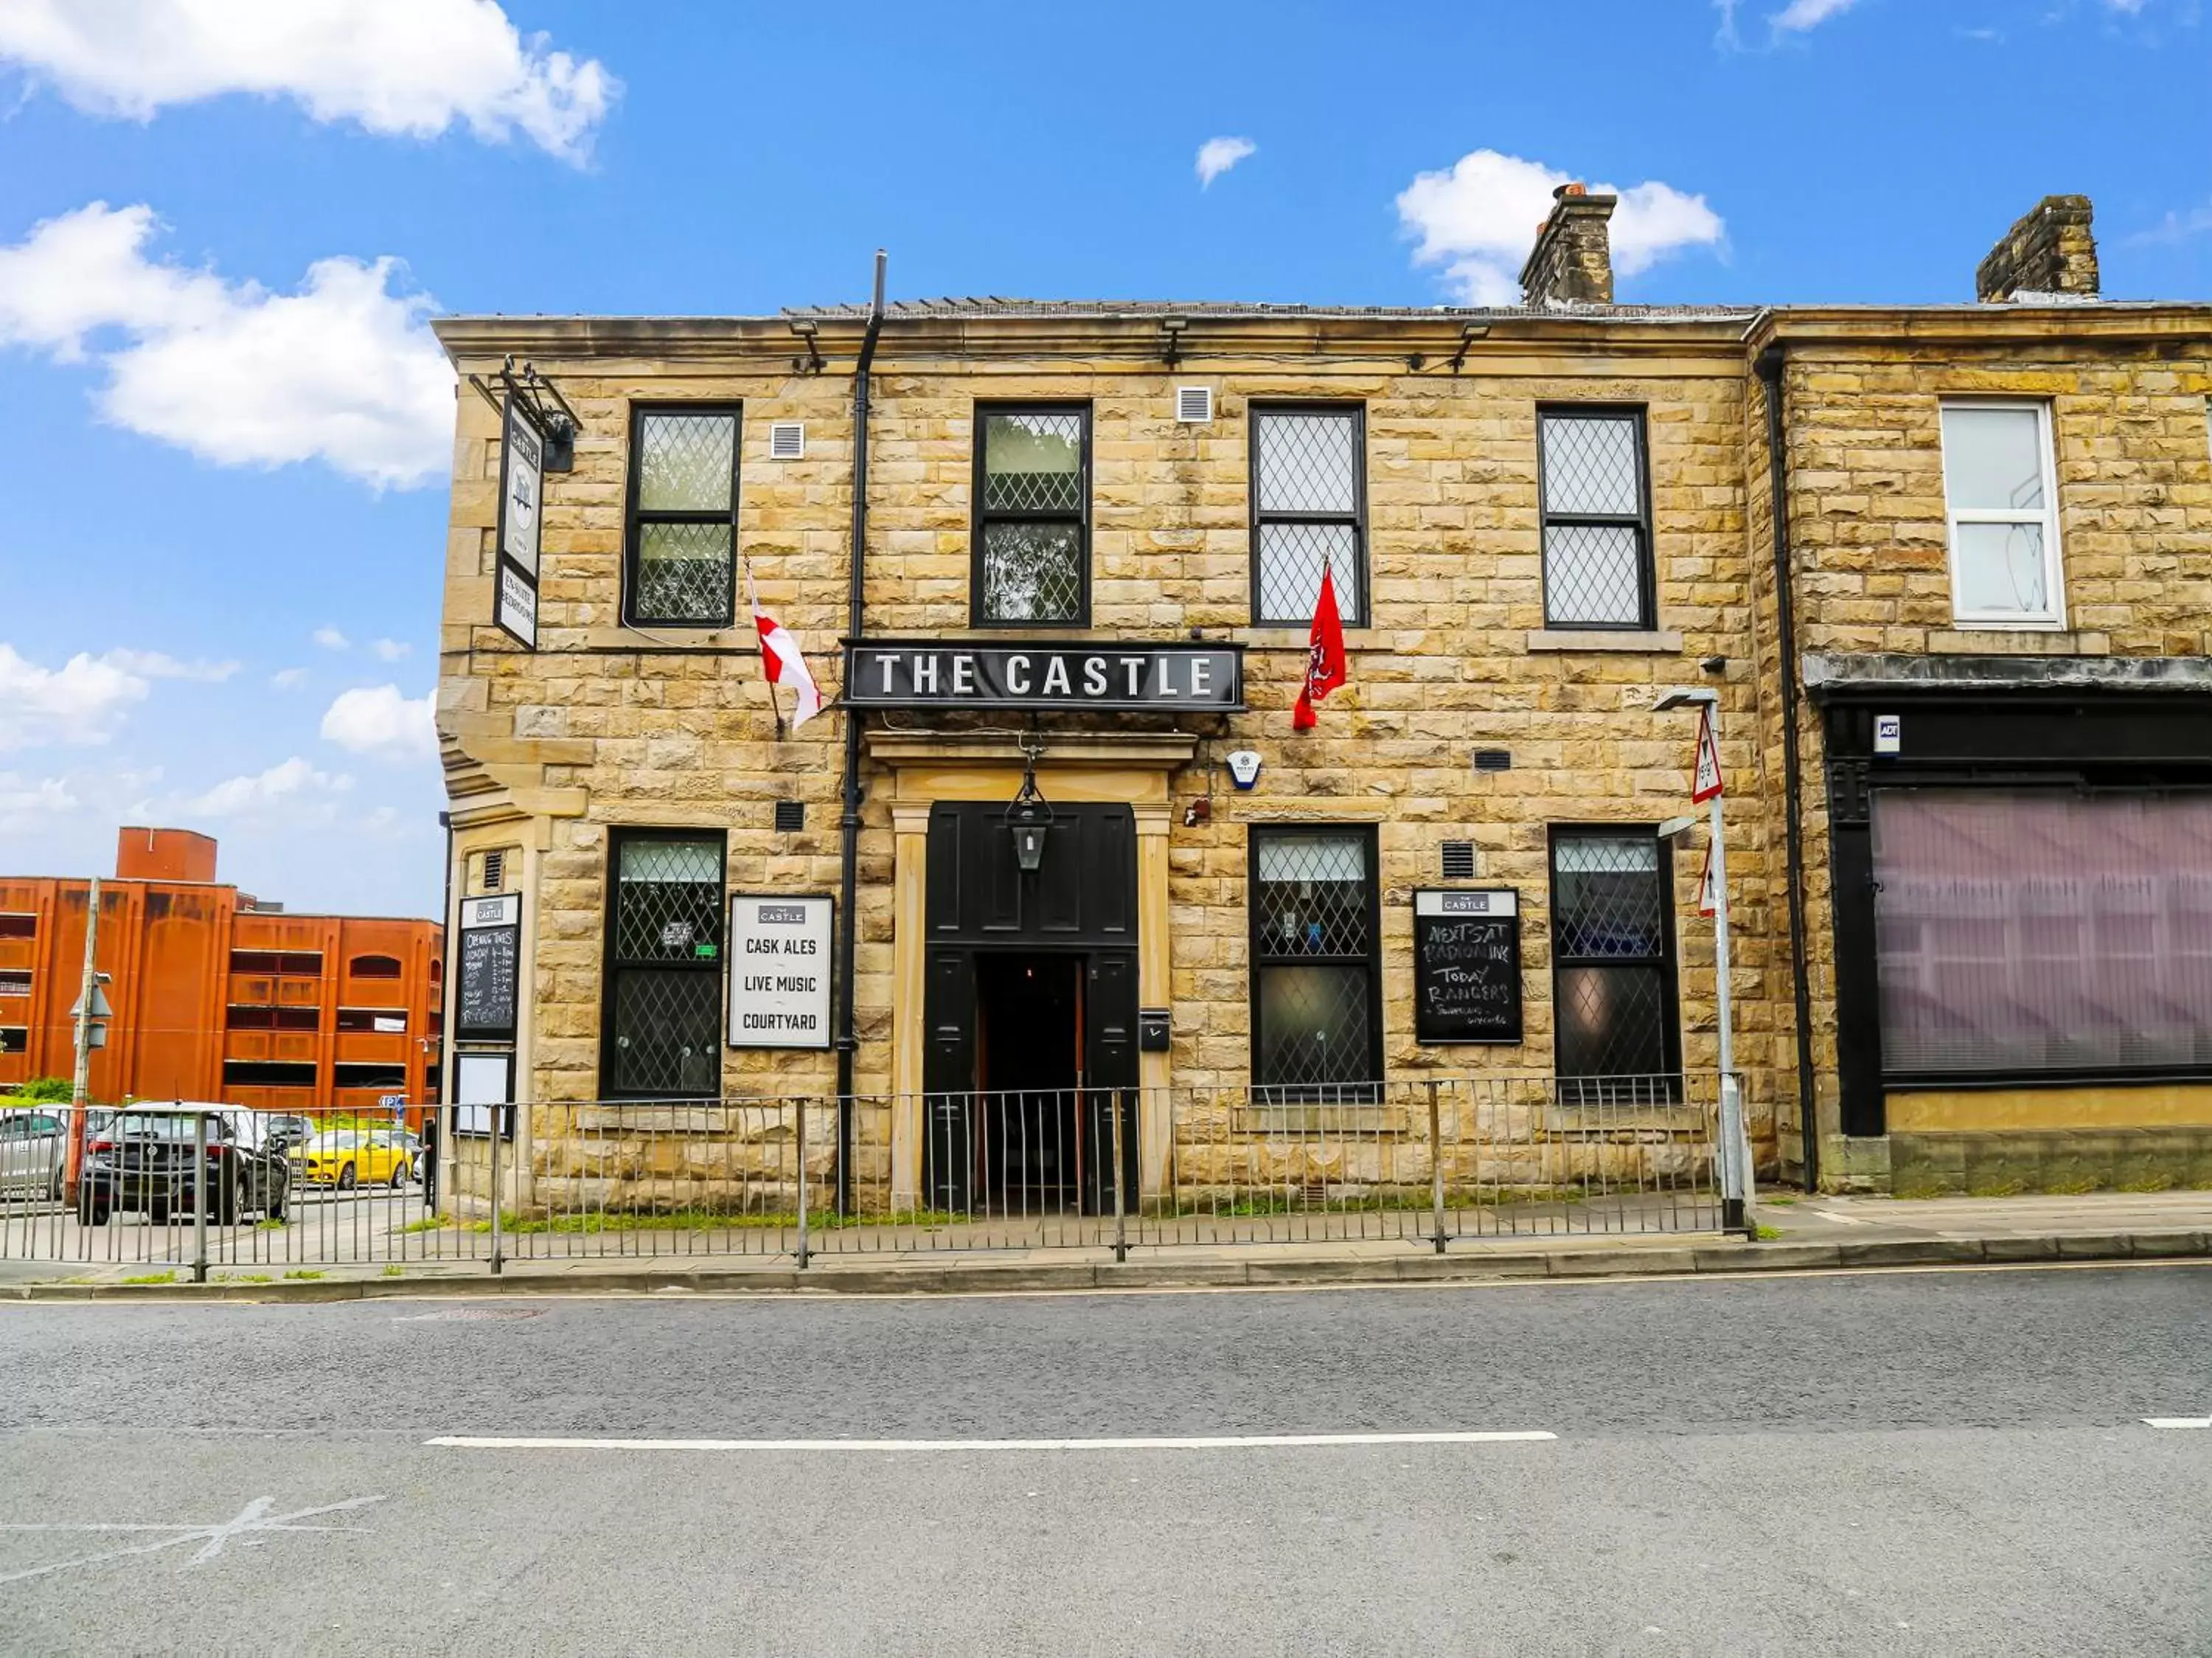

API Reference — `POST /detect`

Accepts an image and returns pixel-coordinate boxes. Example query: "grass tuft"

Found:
[121,1270,176,1286]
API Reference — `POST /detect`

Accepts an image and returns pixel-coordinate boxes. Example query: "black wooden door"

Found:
[923,947,976,1213]
[1082,950,1139,1214]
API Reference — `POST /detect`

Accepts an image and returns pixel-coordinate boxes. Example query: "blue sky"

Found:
[0,0,2206,918]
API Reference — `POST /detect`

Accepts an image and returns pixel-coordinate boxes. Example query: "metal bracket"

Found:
[468,357,580,472]
[1159,316,1188,368]
[1449,322,1491,375]
[790,319,825,375]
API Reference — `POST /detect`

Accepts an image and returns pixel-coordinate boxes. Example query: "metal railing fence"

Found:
[0,1075,1722,1273]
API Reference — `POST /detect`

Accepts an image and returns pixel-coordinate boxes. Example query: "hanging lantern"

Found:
[1005,757,1054,873]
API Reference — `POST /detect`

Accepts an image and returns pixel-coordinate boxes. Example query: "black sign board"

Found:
[1412,889,1523,1045]
[456,893,520,1041]
[844,639,1244,712]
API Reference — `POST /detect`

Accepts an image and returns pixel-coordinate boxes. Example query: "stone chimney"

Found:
[1975,195,2099,302]
[1520,184,1617,307]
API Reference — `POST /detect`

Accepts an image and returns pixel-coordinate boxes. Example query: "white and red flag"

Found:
[747,569,824,731]
[1291,565,1349,732]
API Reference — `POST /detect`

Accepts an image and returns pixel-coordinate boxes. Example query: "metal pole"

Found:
[1427,1078,1447,1255]
[794,1095,810,1270]
[64,875,100,1204]
[1708,752,1752,1237]
[487,1104,504,1276]
[1110,1088,1127,1264]
[192,1112,208,1285]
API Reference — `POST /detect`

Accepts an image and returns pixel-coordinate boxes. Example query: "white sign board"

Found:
[501,407,542,576]
[462,893,521,931]
[497,563,538,650]
[1874,713,1902,756]
[728,895,832,1050]
[1414,889,1517,918]
[453,1051,512,1137]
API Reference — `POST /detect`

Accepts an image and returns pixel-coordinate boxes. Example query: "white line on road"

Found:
[2143,1418,2211,1429]
[427,1430,1556,1453]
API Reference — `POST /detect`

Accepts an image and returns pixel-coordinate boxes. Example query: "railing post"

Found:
[487,1103,504,1276]
[1427,1078,1447,1255]
[191,1112,209,1285]
[1110,1087,1127,1265]
[794,1095,810,1270]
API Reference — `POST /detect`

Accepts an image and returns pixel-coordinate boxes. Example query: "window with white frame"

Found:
[1939,403,2063,626]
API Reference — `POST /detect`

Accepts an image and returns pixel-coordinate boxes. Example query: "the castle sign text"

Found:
[844,640,1245,712]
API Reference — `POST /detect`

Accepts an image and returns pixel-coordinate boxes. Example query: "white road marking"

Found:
[428,1430,1556,1453]
[0,1495,386,1586]
[2143,1417,2211,1429]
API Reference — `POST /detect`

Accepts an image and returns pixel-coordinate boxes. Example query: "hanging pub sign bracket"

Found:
[467,358,579,473]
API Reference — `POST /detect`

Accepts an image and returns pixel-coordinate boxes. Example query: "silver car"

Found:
[0,1109,69,1200]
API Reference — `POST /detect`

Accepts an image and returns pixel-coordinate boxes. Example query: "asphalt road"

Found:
[1,1264,2208,1656]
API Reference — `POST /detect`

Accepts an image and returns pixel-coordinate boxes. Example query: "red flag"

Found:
[1291,566,1348,732]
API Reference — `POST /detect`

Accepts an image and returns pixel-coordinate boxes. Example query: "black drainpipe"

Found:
[832,250,886,1216]
[1756,341,1819,1192]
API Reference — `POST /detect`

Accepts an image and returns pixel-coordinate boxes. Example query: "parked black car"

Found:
[77,1109,290,1226]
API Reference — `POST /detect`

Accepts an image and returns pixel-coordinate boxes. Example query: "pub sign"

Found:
[844,640,1245,712]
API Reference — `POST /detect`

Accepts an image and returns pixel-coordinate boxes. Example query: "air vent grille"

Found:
[1175,386,1213,423]
[773,799,805,833]
[768,421,805,460]
[1440,842,1476,881]
[1472,749,1512,773]
[479,849,506,893]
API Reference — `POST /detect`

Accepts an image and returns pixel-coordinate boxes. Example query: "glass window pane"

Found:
[1542,415,1641,516]
[984,412,1083,513]
[1256,412,1357,513]
[1554,835,1663,959]
[1256,965,1374,1090]
[1545,524,1646,625]
[1941,406,2045,512]
[638,413,736,512]
[1556,964,1672,1079]
[981,521,1083,622]
[1255,833,1369,956]
[1951,521,2048,615]
[1256,521,1358,622]
[635,520,732,620]
[1874,791,2212,1075]
[614,839,723,961]
[608,969,723,1097]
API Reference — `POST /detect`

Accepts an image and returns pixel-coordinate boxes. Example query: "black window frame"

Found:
[599,826,728,1102]
[970,401,1093,628]
[1537,404,1657,631]
[622,403,742,629]
[1547,824,1683,1100]
[1248,401,1371,628]
[1247,822,1385,1104]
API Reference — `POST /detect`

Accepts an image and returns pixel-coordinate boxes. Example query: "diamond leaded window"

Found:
[1540,408,1655,629]
[1251,406,1366,626]
[973,406,1088,625]
[1250,826,1382,1103]
[625,406,740,626]
[1550,829,1681,1097]
[602,831,726,1099]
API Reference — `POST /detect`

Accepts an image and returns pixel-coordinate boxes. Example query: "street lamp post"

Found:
[1656,689,1753,1238]
[63,876,111,1206]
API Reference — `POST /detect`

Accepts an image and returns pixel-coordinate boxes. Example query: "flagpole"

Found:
[745,559,786,741]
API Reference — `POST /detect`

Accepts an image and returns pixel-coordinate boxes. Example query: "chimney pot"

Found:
[1976,194,2099,302]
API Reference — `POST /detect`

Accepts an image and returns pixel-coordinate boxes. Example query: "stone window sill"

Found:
[1525,629,1683,654]
[1235,628,1385,653]
[1928,628,2108,656]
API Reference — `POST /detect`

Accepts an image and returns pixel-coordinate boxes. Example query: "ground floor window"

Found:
[1249,825,1382,1101]
[602,830,726,1099]
[1872,790,2212,1078]
[1550,828,1680,1093]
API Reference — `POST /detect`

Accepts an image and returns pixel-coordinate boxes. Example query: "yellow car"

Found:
[294,1128,414,1190]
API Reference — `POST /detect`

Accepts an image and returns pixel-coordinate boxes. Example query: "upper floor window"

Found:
[1540,408,1655,629]
[625,406,740,627]
[1251,405,1367,627]
[973,406,1089,625]
[348,954,403,979]
[1940,402,2063,627]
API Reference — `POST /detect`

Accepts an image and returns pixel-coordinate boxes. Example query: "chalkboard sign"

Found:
[456,893,520,1041]
[1413,888,1523,1045]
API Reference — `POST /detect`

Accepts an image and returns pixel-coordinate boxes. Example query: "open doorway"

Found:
[975,954,1083,1213]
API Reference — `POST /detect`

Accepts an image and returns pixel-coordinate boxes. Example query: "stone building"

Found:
[430,188,2212,1206]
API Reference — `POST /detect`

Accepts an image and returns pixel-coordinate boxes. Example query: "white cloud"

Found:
[1771,0,1860,31]
[0,771,78,831]
[0,0,617,162]
[319,684,436,761]
[1195,136,1257,188]
[1395,150,1725,305]
[369,637,411,662]
[0,643,149,749]
[313,625,351,651]
[179,755,352,819]
[103,648,237,682]
[271,667,309,689]
[0,201,453,488]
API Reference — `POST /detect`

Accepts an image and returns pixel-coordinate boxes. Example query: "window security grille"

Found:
[1251,406,1366,625]
[625,407,740,627]
[1550,831,1680,1091]
[1540,409,1654,629]
[773,800,804,832]
[975,406,1089,625]
[603,833,726,1099]
[768,421,805,460]
[1440,842,1476,880]
[1176,386,1214,423]
[1250,827,1382,1101]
